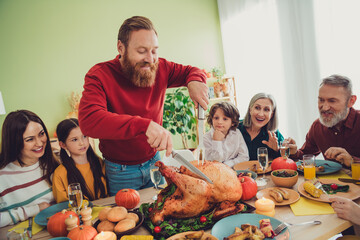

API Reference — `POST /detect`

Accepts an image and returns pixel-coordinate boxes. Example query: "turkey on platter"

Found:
[150,160,244,225]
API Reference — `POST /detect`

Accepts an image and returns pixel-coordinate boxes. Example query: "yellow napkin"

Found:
[290,197,335,216]
[91,206,106,220]
[318,170,351,179]
[8,218,44,235]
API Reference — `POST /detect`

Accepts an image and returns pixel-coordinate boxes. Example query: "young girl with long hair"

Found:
[52,118,107,203]
[204,102,249,167]
[0,110,59,227]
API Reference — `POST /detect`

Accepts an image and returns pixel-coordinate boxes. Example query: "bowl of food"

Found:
[236,170,257,180]
[93,207,144,238]
[271,169,298,188]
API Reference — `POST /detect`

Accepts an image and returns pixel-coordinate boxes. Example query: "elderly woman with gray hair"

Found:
[237,93,284,160]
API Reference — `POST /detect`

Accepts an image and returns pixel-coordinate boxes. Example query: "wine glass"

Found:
[279,139,290,159]
[6,228,28,240]
[150,164,162,200]
[256,147,269,186]
[68,183,83,213]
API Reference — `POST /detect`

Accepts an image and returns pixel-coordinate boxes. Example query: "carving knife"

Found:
[172,150,213,184]
[338,178,360,184]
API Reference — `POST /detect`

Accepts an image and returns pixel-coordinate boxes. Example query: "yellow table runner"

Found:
[318,170,351,179]
[8,218,44,235]
[290,197,335,216]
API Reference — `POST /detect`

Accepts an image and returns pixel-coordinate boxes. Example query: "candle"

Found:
[255,197,275,217]
[94,231,117,240]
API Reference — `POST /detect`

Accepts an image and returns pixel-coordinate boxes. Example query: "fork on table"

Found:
[274,220,322,235]
[311,179,329,196]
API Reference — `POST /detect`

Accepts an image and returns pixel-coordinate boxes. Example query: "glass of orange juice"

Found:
[352,163,360,180]
[303,154,315,180]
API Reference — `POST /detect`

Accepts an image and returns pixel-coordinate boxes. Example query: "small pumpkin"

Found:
[67,225,97,240]
[238,176,257,200]
[47,209,79,237]
[271,157,297,171]
[115,189,140,209]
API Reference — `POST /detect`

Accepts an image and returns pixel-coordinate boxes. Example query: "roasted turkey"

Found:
[150,160,243,225]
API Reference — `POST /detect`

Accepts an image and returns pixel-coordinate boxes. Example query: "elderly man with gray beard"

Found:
[288,74,359,168]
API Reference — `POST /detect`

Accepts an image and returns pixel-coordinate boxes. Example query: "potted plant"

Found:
[210,67,224,81]
[163,87,197,149]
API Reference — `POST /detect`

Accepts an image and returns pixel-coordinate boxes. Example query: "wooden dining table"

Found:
[0,174,358,240]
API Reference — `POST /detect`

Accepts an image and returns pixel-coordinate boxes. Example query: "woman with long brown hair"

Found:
[0,110,59,227]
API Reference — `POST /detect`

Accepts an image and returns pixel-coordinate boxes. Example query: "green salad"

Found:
[272,170,298,177]
[322,183,349,194]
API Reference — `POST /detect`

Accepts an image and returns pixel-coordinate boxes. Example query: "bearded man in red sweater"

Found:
[78,16,208,195]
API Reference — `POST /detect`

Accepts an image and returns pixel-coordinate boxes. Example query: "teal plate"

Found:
[211,213,291,239]
[236,170,257,179]
[34,201,92,226]
[296,159,342,175]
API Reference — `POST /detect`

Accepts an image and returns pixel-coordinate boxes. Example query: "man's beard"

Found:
[122,52,158,88]
[319,106,348,128]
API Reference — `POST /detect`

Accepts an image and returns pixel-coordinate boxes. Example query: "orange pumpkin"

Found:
[115,189,140,209]
[47,209,79,237]
[271,157,297,171]
[239,176,257,200]
[67,225,97,240]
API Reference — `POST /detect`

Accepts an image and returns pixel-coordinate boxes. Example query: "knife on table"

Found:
[338,178,360,184]
[27,217,33,239]
[172,150,213,184]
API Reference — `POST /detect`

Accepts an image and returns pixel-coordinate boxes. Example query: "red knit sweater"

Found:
[79,55,206,165]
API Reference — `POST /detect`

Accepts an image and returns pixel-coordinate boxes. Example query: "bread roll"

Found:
[107,206,128,222]
[97,220,115,232]
[114,218,136,233]
[126,212,139,223]
[98,207,111,221]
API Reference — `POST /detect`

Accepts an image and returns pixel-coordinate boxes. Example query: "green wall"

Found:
[0,0,224,150]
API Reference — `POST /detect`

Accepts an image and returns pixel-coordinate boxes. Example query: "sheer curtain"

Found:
[314,0,360,108]
[218,0,360,146]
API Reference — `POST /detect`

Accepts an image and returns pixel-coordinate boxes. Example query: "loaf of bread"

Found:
[126,212,139,223]
[114,218,136,233]
[97,220,115,232]
[98,207,112,221]
[107,206,128,222]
